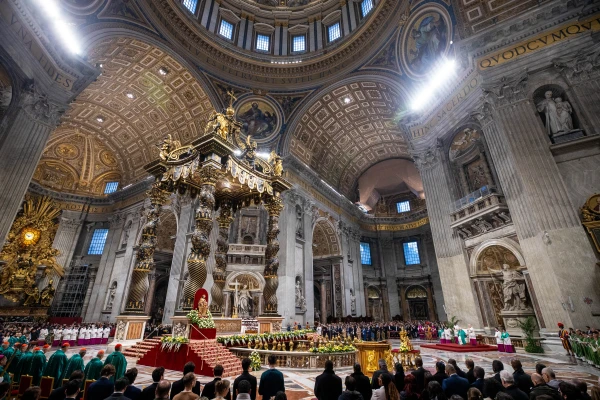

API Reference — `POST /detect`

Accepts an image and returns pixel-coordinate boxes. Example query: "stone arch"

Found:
[225,271,265,291]
[469,238,525,277]
[405,285,428,300]
[312,218,341,258]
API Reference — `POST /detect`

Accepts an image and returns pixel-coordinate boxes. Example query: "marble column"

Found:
[320,280,327,321]
[412,143,481,327]
[163,196,193,323]
[0,87,64,247]
[399,285,409,319]
[475,74,600,329]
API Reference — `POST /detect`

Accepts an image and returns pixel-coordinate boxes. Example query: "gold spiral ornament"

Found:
[210,202,233,315]
[262,195,284,315]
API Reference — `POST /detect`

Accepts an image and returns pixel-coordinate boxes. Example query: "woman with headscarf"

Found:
[373,373,400,400]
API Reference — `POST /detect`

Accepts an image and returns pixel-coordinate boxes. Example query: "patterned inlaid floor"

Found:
[44,340,600,400]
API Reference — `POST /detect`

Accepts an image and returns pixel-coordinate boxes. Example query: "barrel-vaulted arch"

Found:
[36,35,218,195]
[283,75,410,198]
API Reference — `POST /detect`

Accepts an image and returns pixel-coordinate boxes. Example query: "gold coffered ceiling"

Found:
[36,37,215,195]
[288,80,408,198]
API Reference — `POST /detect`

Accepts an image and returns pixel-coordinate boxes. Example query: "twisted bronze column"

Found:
[182,181,215,310]
[262,194,284,315]
[210,200,233,316]
[124,183,168,313]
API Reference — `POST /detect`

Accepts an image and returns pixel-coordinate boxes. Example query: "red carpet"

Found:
[420,343,498,353]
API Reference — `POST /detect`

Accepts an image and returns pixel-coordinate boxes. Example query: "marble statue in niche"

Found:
[105,281,117,311]
[295,276,306,312]
[536,90,575,136]
[121,221,131,249]
[295,205,303,238]
[489,264,530,311]
[350,289,356,315]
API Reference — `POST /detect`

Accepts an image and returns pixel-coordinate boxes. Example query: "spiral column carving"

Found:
[210,200,233,316]
[124,182,169,313]
[262,195,284,315]
[182,181,215,310]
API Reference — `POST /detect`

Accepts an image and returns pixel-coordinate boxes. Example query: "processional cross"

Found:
[227,89,237,108]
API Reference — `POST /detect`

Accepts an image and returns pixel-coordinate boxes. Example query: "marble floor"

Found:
[47,340,600,400]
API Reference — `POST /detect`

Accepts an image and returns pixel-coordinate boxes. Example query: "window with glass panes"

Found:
[88,229,109,255]
[403,241,421,265]
[328,23,341,42]
[360,242,372,265]
[104,181,119,194]
[292,35,306,52]
[256,34,270,52]
[219,20,234,40]
[396,200,410,213]
[182,0,198,13]
[361,0,373,17]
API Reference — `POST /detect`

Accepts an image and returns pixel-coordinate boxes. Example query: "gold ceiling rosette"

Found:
[0,195,63,305]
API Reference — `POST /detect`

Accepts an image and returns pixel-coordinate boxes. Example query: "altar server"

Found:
[102,326,110,344]
[501,328,514,353]
[52,327,62,347]
[84,325,91,345]
[38,327,48,346]
[78,327,86,346]
[495,328,504,352]
[467,324,477,346]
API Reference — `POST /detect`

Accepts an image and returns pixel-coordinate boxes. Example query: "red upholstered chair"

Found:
[17,375,33,399]
[39,377,54,400]
[82,380,95,400]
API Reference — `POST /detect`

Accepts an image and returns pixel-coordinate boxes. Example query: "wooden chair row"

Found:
[9,375,95,400]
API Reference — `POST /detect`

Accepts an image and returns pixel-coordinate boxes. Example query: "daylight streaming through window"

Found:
[403,241,421,265]
[88,229,109,255]
[360,242,372,265]
[219,20,234,40]
[256,34,270,51]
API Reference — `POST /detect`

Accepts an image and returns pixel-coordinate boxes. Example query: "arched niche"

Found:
[312,218,341,258]
[469,239,525,277]
[225,271,265,291]
[405,285,428,299]
[533,84,581,140]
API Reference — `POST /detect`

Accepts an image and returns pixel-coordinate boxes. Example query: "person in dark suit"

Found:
[492,360,504,383]
[314,360,342,400]
[170,363,200,400]
[87,365,116,400]
[258,355,285,400]
[500,371,528,400]
[48,371,84,400]
[447,359,467,380]
[139,367,164,400]
[470,367,485,393]
[465,359,476,384]
[511,359,533,395]
[123,368,141,400]
[201,364,231,400]
[432,362,449,385]
[442,364,470,399]
[350,363,371,400]
[233,358,257,400]
[371,360,389,390]
[410,357,429,392]
[103,378,131,400]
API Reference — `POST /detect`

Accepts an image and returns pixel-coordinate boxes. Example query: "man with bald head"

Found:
[528,373,561,400]
[156,381,171,400]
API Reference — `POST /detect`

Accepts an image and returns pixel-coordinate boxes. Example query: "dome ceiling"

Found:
[287,80,409,198]
[38,37,215,195]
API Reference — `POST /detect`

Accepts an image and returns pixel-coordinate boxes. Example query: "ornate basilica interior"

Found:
[0,0,599,344]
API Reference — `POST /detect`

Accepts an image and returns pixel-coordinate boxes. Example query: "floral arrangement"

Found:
[249,350,261,371]
[217,329,314,346]
[309,342,357,354]
[186,309,215,328]
[398,342,410,352]
[160,336,189,352]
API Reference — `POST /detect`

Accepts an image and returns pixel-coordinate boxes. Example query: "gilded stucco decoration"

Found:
[399,4,452,80]
[0,196,63,305]
[33,129,121,196]
[43,37,215,193]
[476,245,520,275]
[448,128,481,160]
[289,81,408,197]
[312,219,341,258]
